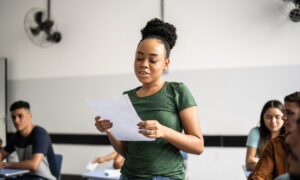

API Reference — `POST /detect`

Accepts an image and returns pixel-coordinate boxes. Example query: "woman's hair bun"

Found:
[141,18,177,49]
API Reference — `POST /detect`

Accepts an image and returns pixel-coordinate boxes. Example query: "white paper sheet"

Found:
[86,161,98,172]
[86,94,155,141]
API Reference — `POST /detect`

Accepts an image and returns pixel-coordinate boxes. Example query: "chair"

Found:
[55,154,63,180]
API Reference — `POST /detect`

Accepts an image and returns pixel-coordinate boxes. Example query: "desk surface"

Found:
[0,168,30,177]
[242,165,253,178]
[82,168,120,180]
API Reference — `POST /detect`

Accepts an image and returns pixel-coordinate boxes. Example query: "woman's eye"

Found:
[136,58,143,61]
[265,116,272,120]
[150,59,157,63]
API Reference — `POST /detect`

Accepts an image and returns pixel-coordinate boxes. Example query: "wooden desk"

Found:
[82,168,120,180]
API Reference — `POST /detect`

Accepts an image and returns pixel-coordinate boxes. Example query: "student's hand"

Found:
[137,120,166,138]
[0,162,5,168]
[92,157,105,163]
[95,116,113,133]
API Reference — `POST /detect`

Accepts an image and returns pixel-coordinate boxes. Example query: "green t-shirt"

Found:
[121,81,197,179]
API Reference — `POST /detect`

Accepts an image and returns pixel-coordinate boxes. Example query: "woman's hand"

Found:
[137,120,166,138]
[95,115,112,133]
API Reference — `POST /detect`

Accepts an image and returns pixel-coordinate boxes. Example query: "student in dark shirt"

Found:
[0,100,57,180]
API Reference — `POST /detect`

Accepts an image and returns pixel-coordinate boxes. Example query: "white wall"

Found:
[1,0,299,179]
[166,0,300,70]
[1,0,299,80]
[0,0,160,80]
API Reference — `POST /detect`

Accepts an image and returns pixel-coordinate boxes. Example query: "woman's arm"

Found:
[246,146,259,170]
[138,106,204,155]
[106,132,127,157]
[95,116,127,157]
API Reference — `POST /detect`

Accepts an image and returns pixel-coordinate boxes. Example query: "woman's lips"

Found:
[139,71,149,77]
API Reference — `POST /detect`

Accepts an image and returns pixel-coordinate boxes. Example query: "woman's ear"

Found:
[164,59,170,71]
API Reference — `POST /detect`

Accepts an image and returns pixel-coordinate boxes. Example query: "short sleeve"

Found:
[175,83,197,112]
[246,127,260,148]
[32,127,51,154]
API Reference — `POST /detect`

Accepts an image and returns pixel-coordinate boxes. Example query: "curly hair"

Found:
[140,18,177,58]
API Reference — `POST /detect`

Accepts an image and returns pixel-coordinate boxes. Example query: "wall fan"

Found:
[24,0,62,48]
[277,0,300,22]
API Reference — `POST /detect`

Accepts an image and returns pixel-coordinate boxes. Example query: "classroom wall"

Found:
[1,0,299,179]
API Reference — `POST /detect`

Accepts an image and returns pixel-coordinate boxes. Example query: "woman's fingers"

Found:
[95,117,112,132]
[137,120,158,130]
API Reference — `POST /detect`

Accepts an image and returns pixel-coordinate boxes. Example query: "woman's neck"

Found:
[137,80,166,97]
[271,130,281,139]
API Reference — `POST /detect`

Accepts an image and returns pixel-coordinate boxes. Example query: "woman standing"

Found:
[95,18,204,180]
[246,100,285,170]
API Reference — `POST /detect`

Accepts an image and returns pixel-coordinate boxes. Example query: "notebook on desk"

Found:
[242,165,253,178]
[0,168,30,177]
[82,168,120,180]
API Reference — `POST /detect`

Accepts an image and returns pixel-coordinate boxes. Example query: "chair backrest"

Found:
[55,154,63,180]
[180,151,188,161]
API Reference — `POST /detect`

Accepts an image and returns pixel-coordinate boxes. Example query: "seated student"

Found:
[274,116,300,180]
[0,100,57,180]
[246,100,285,171]
[93,151,124,169]
[248,92,300,180]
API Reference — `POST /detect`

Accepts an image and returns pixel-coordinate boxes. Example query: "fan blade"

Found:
[47,31,61,43]
[34,11,44,25]
[30,27,41,36]
[289,8,300,22]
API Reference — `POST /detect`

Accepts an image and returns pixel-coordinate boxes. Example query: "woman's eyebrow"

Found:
[137,51,158,57]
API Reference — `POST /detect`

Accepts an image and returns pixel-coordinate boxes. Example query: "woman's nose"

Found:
[140,59,149,68]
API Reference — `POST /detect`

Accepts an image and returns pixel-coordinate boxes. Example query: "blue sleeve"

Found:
[4,134,17,153]
[32,127,51,155]
[246,127,260,148]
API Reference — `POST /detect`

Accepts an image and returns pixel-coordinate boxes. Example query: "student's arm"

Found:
[93,151,118,163]
[138,106,204,155]
[95,116,127,157]
[246,146,259,170]
[112,154,124,169]
[248,142,274,180]
[1,153,44,170]
[0,149,10,161]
